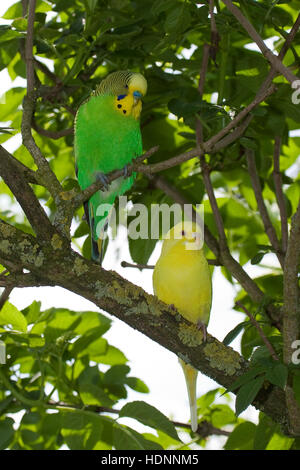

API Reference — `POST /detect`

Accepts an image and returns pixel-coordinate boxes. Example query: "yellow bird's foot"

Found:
[196,320,207,342]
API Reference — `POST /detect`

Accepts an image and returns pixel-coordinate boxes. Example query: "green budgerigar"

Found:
[74,70,147,263]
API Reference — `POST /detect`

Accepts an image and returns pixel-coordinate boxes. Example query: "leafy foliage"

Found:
[0,0,300,450]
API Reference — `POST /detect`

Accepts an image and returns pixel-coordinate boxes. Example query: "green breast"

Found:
[75,93,142,190]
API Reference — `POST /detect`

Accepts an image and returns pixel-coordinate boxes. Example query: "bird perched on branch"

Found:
[153,221,212,432]
[74,70,147,263]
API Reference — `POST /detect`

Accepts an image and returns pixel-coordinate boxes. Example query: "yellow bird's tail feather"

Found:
[179,358,198,433]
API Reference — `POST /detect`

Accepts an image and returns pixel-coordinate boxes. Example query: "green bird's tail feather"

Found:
[84,199,110,265]
[84,174,135,264]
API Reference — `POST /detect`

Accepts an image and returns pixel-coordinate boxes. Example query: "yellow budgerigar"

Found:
[152,221,212,432]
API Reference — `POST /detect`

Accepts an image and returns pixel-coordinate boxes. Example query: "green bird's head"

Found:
[95,70,147,120]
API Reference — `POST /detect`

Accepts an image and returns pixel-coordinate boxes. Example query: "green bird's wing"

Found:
[75,93,142,262]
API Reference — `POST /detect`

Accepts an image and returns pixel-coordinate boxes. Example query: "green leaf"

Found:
[0,39,20,72]
[113,423,162,450]
[164,4,191,34]
[235,375,265,416]
[223,321,249,346]
[253,413,276,450]
[104,364,130,385]
[61,411,113,450]
[293,372,300,408]
[225,422,257,450]
[197,388,220,412]
[251,252,265,265]
[22,301,41,324]
[129,236,157,266]
[0,417,14,449]
[223,366,265,394]
[79,383,114,407]
[119,401,180,442]
[0,87,26,121]
[0,301,27,333]
[240,137,257,150]
[265,363,288,389]
[266,432,294,450]
[2,2,23,19]
[125,377,149,394]
[151,0,174,16]
[210,404,236,428]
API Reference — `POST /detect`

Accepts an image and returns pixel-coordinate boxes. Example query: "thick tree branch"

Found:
[0,146,55,240]
[273,136,288,254]
[0,145,38,185]
[221,0,298,84]
[22,0,63,199]
[0,219,289,430]
[24,0,36,94]
[283,200,300,435]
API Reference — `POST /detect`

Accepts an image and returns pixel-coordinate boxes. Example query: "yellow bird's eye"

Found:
[181,230,185,236]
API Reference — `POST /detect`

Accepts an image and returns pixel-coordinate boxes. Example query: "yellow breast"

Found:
[153,248,212,325]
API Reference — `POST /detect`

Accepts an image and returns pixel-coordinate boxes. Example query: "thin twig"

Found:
[34,58,62,85]
[46,400,230,437]
[25,0,36,93]
[73,146,160,208]
[273,136,288,254]
[121,258,220,269]
[121,261,155,270]
[246,148,285,268]
[201,162,227,251]
[221,0,298,84]
[22,0,63,197]
[235,301,279,361]
[32,119,73,139]
[196,43,210,145]
[208,0,220,63]
[0,287,13,311]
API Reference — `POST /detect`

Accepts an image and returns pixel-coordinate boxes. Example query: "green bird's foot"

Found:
[196,320,207,342]
[96,172,110,191]
[122,164,129,178]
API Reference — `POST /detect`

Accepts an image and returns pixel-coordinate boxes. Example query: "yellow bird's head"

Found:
[161,221,204,256]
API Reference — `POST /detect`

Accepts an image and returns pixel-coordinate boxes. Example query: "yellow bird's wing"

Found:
[153,226,212,432]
